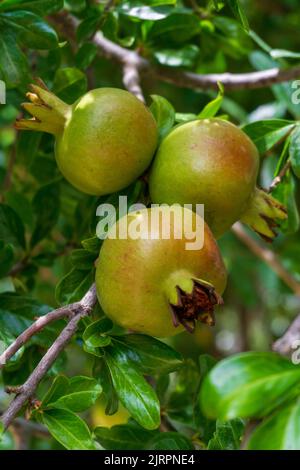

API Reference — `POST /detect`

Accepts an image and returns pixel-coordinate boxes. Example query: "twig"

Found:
[49,12,300,92]
[273,314,300,355]
[268,160,291,192]
[122,57,145,103]
[232,222,300,296]
[1,285,97,430]
[0,304,77,369]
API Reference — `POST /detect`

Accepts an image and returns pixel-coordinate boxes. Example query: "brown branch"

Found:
[273,314,300,355]
[122,57,145,103]
[1,285,97,430]
[268,160,291,192]
[232,222,300,296]
[0,304,77,369]
[49,12,300,92]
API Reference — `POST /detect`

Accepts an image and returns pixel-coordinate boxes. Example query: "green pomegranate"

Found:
[16,83,157,195]
[96,206,227,337]
[149,119,287,240]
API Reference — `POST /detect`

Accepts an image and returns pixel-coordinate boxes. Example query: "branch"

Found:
[268,160,291,192]
[0,304,76,369]
[122,57,145,103]
[1,284,97,430]
[273,314,300,355]
[232,222,300,296]
[50,12,300,92]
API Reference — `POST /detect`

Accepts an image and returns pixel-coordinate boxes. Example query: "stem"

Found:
[1,285,97,430]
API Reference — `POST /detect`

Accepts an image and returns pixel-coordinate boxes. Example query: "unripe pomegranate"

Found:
[16,82,158,196]
[149,119,287,240]
[96,206,227,337]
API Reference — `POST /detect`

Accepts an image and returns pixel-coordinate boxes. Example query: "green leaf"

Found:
[81,236,101,254]
[76,43,98,70]
[175,112,197,123]
[1,11,58,49]
[242,119,295,154]
[0,293,51,340]
[83,318,113,348]
[249,51,300,118]
[0,203,26,248]
[272,173,300,234]
[290,125,300,178]
[207,419,245,450]
[226,0,249,31]
[94,422,156,450]
[198,83,224,119]
[30,181,60,247]
[47,376,102,412]
[53,67,87,104]
[55,267,95,305]
[0,241,14,277]
[119,3,171,21]
[42,408,95,450]
[42,375,69,407]
[0,28,28,86]
[111,334,183,375]
[105,346,161,430]
[153,45,199,68]
[0,0,63,14]
[147,432,194,450]
[70,249,97,270]
[200,352,300,420]
[148,13,201,43]
[150,94,175,141]
[0,429,14,450]
[248,399,300,450]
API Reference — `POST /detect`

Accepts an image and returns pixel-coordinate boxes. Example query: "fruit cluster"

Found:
[16,84,287,337]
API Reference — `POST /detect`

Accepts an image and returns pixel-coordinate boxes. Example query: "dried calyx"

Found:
[169,279,223,333]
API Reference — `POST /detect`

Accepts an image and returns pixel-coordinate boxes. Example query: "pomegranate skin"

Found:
[149,118,259,238]
[16,85,158,196]
[96,206,227,338]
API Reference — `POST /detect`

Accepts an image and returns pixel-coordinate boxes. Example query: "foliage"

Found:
[1,0,300,451]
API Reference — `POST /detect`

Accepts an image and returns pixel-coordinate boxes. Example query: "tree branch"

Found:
[1,284,97,430]
[232,222,300,296]
[49,12,300,92]
[0,304,76,369]
[273,314,300,355]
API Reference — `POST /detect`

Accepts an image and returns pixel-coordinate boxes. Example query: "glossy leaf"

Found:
[198,83,224,119]
[105,346,161,430]
[147,432,194,450]
[55,267,95,305]
[242,119,295,154]
[207,419,245,450]
[248,399,300,450]
[46,376,102,412]
[111,334,183,375]
[42,408,95,450]
[1,11,58,49]
[83,318,113,348]
[94,423,156,450]
[290,125,300,178]
[150,94,175,141]
[53,67,87,103]
[200,352,300,420]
